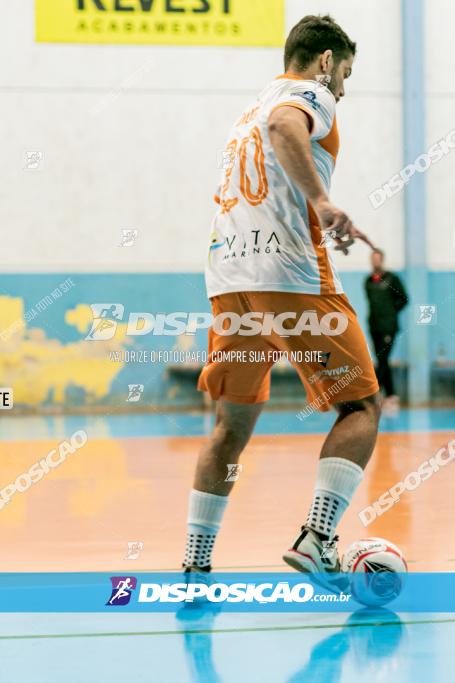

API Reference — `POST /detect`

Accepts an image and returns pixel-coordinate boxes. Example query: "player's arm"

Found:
[268,106,369,253]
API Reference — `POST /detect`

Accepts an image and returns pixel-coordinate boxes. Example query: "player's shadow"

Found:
[175,605,404,683]
[175,602,223,683]
[286,608,405,683]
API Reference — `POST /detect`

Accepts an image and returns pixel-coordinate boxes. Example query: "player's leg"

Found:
[302,392,380,539]
[182,399,263,572]
[193,398,264,495]
[183,291,275,571]
[320,393,381,467]
[280,293,380,584]
[284,393,380,585]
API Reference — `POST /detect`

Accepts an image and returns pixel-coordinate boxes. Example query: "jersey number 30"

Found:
[219,126,269,214]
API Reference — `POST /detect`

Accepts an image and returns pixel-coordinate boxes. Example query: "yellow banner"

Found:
[35,0,285,46]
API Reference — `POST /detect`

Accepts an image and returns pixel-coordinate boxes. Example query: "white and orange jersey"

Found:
[206,75,343,298]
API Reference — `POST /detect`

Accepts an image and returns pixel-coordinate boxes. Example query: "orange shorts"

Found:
[197,291,379,410]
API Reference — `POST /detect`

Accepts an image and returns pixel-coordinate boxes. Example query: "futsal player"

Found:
[182,15,381,588]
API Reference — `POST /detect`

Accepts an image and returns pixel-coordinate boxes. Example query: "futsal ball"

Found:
[341,538,407,607]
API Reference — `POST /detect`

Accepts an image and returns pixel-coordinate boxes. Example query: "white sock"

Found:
[305,457,363,539]
[183,489,229,569]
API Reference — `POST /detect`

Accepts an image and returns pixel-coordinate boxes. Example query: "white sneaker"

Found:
[283,527,348,592]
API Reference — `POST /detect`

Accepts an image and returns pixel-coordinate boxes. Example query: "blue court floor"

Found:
[0,611,452,682]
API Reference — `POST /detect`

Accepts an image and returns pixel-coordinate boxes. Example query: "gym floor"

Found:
[0,407,453,681]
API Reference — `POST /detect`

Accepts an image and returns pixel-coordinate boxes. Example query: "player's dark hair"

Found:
[284,15,356,70]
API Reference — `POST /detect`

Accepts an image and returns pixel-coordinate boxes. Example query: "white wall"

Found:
[1,0,406,272]
[425,0,455,270]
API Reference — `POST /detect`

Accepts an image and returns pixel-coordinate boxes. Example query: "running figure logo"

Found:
[319,229,337,248]
[119,229,139,247]
[416,305,437,325]
[106,576,137,606]
[127,385,144,402]
[320,540,337,563]
[85,304,124,340]
[125,542,144,560]
[225,464,243,482]
[24,150,44,170]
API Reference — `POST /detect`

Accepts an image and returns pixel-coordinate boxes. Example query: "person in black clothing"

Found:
[365,249,408,409]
